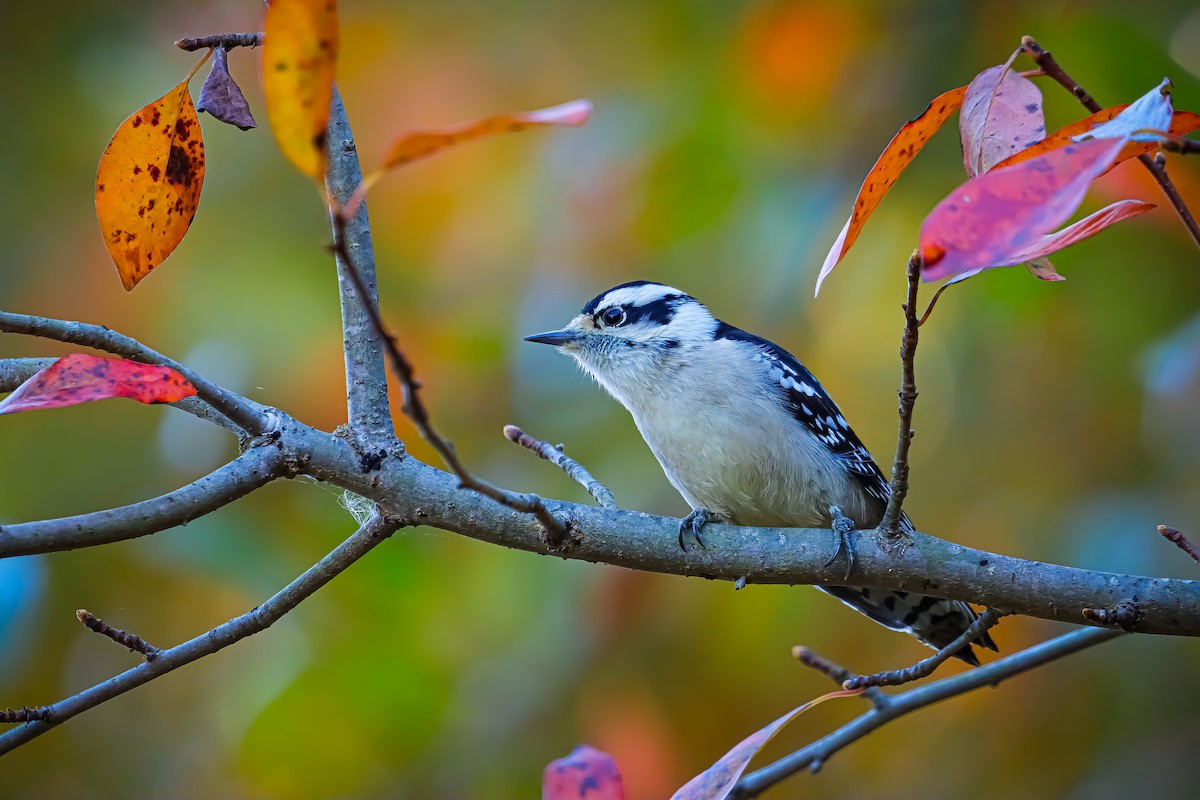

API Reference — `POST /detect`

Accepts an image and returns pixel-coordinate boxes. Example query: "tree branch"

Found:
[503,424,618,510]
[844,608,1006,689]
[1020,36,1200,249]
[0,512,401,756]
[0,312,269,436]
[325,88,395,442]
[0,445,285,557]
[731,626,1123,797]
[284,417,1200,635]
[880,252,921,534]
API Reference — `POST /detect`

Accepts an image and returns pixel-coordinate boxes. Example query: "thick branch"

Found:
[284,418,1200,635]
[731,626,1122,797]
[0,312,268,435]
[0,513,400,755]
[0,445,285,557]
[326,88,394,441]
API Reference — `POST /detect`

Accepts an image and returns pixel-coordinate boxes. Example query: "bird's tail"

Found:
[816,585,998,666]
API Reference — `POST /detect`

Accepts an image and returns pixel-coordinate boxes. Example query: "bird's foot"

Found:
[678,508,724,551]
[824,505,856,581]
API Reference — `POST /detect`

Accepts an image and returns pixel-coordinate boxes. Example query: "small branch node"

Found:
[76,609,161,660]
[1157,524,1200,569]
[792,646,889,709]
[1082,600,1142,630]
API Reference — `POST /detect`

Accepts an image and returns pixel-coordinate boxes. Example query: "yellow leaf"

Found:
[263,0,339,181]
[95,79,205,291]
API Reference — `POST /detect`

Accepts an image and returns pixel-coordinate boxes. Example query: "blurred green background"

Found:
[3,0,1200,797]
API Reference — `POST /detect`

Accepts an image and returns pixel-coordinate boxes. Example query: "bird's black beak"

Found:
[523,329,581,347]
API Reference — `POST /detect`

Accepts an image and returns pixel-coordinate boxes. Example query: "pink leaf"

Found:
[670,690,860,800]
[960,63,1045,177]
[1005,199,1156,263]
[919,137,1126,282]
[0,354,196,415]
[542,745,625,800]
[1073,78,1174,143]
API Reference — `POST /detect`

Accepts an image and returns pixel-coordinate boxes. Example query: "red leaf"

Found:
[670,690,860,800]
[960,63,1044,177]
[542,745,625,800]
[0,354,196,415]
[1005,199,1156,263]
[918,137,1126,282]
[815,85,967,295]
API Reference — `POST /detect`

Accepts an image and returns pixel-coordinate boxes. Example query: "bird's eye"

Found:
[600,307,627,327]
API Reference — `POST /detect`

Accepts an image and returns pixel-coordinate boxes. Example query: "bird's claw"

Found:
[678,508,722,551]
[824,505,856,581]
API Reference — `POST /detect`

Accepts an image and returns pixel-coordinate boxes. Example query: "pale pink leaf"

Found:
[961,63,1045,177]
[542,745,625,800]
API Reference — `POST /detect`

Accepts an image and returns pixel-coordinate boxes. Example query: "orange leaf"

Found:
[991,108,1200,173]
[919,138,1126,282]
[0,354,196,415]
[815,85,966,295]
[382,99,593,170]
[263,0,339,181]
[95,78,206,291]
[670,689,861,800]
[542,745,625,800]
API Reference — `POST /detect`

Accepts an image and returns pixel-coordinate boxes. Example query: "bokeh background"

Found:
[3,0,1200,797]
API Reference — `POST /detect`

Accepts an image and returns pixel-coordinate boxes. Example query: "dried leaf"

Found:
[670,690,860,800]
[815,85,967,296]
[1073,78,1173,143]
[382,99,592,170]
[197,46,256,130]
[960,63,1044,177]
[542,745,625,800]
[991,108,1200,175]
[0,354,196,415]
[919,137,1126,282]
[1024,257,1064,282]
[1006,199,1156,264]
[95,78,205,291]
[263,0,339,181]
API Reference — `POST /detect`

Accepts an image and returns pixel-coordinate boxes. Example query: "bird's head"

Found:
[524,280,716,400]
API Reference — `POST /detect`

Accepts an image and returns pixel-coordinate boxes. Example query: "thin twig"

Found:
[844,609,1006,689]
[1158,524,1200,569]
[328,213,570,543]
[1020,36,1200,249]
[731,626,1123,797]
[0,312,269,435]
[175,33,262,52]
[0,445,286,558]
[792,646,889,710]
[503,425,617,510]
[880,252,921,534]
[0,513,400,753]
[76,610,160,660]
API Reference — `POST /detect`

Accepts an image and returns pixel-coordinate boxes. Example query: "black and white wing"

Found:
[714,322,910,529]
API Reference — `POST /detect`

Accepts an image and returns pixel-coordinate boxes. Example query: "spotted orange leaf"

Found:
[991,108,1200,174]
[95,77,206,291]
[815,85,967,295]
[0,354,196,415]
[263,0,339,181]
[542,745,625,800]
[919,137,1126,282]
[671,690,861,800]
